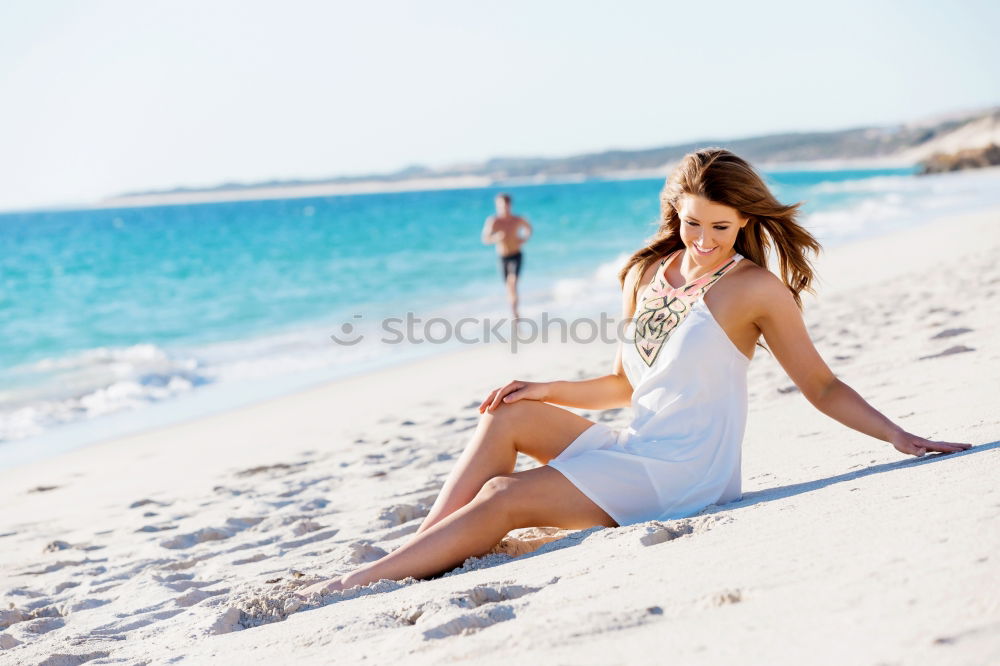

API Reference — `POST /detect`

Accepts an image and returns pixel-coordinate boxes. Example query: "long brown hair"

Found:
[618,147,821,308]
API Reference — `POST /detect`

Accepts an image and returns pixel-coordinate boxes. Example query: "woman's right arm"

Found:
[480,263,641,413]
[543,354,633,409]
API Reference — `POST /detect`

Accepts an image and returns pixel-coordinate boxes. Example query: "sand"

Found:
[1,207,998,665]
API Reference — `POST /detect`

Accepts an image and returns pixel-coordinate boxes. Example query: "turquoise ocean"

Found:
[3,165,1000,465]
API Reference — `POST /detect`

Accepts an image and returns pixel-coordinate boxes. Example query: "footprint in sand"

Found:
[160,527,233,549]
[175,587,227,607]
[0,606,61,631]
[639,521,695,546]
[346,540,389,563]
[160,577,222,593]
[90,608,185,636]
[128,498,171,509]
[136,524,178,533]
[61,598,111,613]
[37,650,110,665]
[23,616,65,634]
[280,528,340,551]
[380,582,543,639]
[159,517,263,550]
[288,519,323,536]
[297,497,330,511]
[930,327,972,340]
[23,559,100,575]
[639,515,731,546]
[378,503,430,527]
[232,553,269,565]
[452,583,542,609]
[236,462,307,477]
[918,345,975,361]
[420,604,518,639]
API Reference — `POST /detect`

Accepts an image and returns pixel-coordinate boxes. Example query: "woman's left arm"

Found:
[754,276,972,457]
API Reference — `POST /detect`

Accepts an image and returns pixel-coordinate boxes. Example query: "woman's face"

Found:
[676,193,748,266]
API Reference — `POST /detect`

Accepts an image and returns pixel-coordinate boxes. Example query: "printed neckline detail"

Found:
[632,251,744,367]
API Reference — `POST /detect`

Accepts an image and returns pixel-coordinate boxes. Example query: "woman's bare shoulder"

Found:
[622,258,658,290]
[732,261,792,305]
[733,258,777,285]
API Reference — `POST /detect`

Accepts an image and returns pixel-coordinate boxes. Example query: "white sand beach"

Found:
[1,207,999,665]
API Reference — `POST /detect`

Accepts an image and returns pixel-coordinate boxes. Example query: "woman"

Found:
[299,148,970,597]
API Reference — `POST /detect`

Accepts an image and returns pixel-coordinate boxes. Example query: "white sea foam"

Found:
[0,269,627,447]
[549,254,627,313]
[803,167,1000,245]
[0,344,208,441]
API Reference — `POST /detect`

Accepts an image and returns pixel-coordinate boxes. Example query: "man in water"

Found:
[481,192,533,320]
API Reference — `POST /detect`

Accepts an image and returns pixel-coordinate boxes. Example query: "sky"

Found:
[1,0,998,211]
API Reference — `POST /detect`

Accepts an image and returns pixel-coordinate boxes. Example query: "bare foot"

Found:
[295,577,347,599]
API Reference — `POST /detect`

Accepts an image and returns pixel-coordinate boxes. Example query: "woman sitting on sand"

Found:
[299,148,970,597]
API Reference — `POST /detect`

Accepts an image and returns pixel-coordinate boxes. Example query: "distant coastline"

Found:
[95,106,997,210]
[91,156,920,210]
[92,175,497,209]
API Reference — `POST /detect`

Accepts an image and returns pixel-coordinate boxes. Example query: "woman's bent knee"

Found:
[481,399,533,422]
[476,474,517,500]
[471,476,519,529]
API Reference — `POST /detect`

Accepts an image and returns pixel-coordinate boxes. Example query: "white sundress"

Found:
[547,250,750,526]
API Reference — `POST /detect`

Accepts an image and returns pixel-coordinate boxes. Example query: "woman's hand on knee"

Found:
[479,380,551,413]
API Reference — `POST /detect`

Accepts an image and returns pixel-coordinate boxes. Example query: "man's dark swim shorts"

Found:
[499,251,522,280]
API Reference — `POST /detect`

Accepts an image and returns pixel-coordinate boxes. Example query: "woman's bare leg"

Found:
[298,466,616,596]
[414,400,596,536]
[506,273,520,319]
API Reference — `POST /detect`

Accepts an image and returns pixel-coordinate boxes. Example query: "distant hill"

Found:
[105,106,1000,206]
